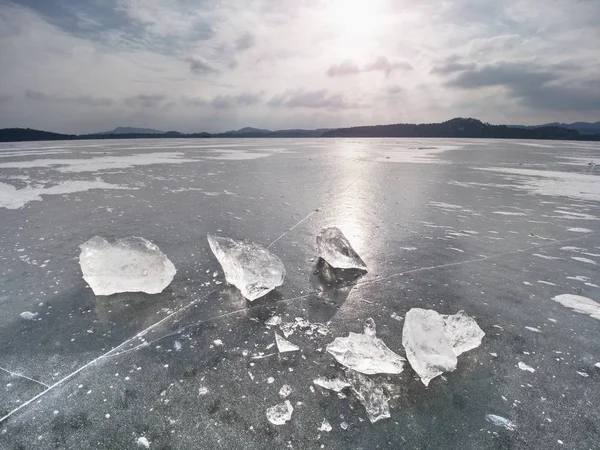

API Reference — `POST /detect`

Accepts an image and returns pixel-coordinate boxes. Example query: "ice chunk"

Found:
[275,333,300,353]
[79,237,176,296]
[207,234,285,301]
[552,294,600,320]
[265,315,282,326]
[317,227,367,270]
[19,311,38,320]
[326,319,405,375]
[318,419,332,432]
[345,369,390,423]
[518,362,535,373]
[485,414,516,431]
[266,400,293,425]
[402,308,484,386]
[136,436,150,448]
[313,376,350,392]
[279,384,292,398]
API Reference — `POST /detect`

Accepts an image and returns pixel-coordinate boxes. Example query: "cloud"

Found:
[235,32,256,51]
[327,56,412,77]
[185,56,218,74]
[327,60,361,77]
[269,89,359,110]
[25,90,114,107]
[124,94,167,108]
[0,95,12,103]
[430,60,477,75]
[443,61,600,112]
[210,92,262,109]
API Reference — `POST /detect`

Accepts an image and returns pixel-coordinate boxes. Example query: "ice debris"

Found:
[79,236,176,296]
[402,309,484,386]
[552,294,600,320]
[326,318,405,375]
[318,419,332,432]
[265,315,282,326]
[280,317,329,338]
[317,227,366,270]
[345,369,390,423]
[19,311,38,320]
[279,384,292,398]
[518,362,535,373]
[266,400,294,425]
[207,234,285,301]
[275,333,300,353]
[313,376,351,392]
[136,436,150,448]
[485,414,516,431]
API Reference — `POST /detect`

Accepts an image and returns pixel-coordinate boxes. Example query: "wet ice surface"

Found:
[79,236,176,296]
[207,234,285,300]
[1,138,600,449]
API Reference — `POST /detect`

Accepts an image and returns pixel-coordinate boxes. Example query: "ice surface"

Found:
[345,369,391,423]
[552,294,600,320]
[266,400,293,425]
[79,236,176,296]
[313,376,351,392]
[485,414,516,431]
[326,319,405,375]
[316,227,366,270]
[402,308,484,386]
[275,333,300,353]
[571,256,597,265]
[207,234,285,301]
[19,311,38,320]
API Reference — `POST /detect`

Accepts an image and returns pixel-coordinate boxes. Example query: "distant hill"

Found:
[509,121,600,135]
[323,118,587,140]
[2,119,599,142]
[0,128,74,142]
[100,126,165,135]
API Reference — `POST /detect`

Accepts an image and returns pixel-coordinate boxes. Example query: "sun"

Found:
[325,0,385,44]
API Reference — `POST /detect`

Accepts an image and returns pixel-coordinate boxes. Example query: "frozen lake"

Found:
[0,138,599,449]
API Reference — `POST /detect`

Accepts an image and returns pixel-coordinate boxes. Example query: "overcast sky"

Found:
[0,0,599,134]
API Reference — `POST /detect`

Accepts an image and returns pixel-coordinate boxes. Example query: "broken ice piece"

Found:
[485,414,516,431]
[136,436,150,448]
[518,362,535,373]
[326,319,405,375]
[402,308,484,386]
[313,376,351,392]
[265,315,282,326]
[275,333,300,353]
[266,400,294,425]
[207,234,285,301]
[345,370,390,423]
[318,419,332,432]
[279,384,292,398]
[79,236,176,296]
[19,311,38,321]
[317,227,367,270]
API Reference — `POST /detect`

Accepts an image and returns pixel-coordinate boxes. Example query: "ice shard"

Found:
[485,414,516,431]
[79,236,176,296]
[326,318,405,375]
[275,333,300,353]
[316,227,366,270]
[207,234,285,301]
[402,308,484,386]
[345,369,391,423]
[313,376,351,392]
[266,400,294,425]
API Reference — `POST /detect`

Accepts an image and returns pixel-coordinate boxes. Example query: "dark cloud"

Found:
[327,57,412,77]
[0,95,12,103]
[124,94,167,108]
[430,61,477,75]
[327,60,361,77]
[182,96,208,107]
[185,56,217,74]
[235,32,256,51]
[364,56,413,75]
[268,89,358,109]
[444,61,600,112]
[210,92,262,109]
[25,90,114,107]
